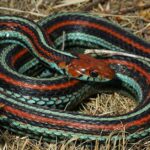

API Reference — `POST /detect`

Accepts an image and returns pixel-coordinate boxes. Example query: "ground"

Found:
[0,0,150,149]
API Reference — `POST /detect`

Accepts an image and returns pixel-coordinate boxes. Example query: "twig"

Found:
[82,0,109,11]
[35,0,43,13]
[0,6,46,17]
[53,0,89,9]
[134,23,150,34]
[25,0,43,17]
[61,31,66,51]
[114,4,150,14]
[85,49,150,62]
[1,6,147,21]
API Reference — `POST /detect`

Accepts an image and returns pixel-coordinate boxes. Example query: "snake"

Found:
[0,13,150,142]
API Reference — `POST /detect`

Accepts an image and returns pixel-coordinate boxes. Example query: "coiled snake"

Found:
[0,13,150,142]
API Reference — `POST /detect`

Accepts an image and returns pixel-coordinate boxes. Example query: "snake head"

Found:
[65,54,115,82]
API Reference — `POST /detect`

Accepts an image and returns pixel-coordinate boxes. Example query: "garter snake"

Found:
[0,13,150,142]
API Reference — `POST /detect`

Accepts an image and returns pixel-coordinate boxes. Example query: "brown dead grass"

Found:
[0,0,150,150]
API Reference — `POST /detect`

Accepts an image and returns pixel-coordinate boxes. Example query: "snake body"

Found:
[0,13,150,142]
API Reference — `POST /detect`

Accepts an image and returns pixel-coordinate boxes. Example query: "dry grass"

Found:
[0,0,150,149]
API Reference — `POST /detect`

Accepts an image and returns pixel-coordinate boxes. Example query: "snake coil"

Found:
[0,13,150,142]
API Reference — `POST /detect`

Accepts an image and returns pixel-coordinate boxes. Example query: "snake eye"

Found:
[90,70,99,77]
[80,68,86,74]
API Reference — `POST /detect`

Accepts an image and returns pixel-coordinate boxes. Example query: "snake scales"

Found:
[0,13,149,142]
